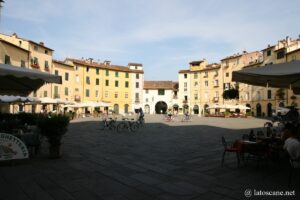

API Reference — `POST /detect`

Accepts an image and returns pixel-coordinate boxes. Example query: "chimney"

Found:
[88,58,93,64]
[104,60,111,66]
[12,33,18,37]
[39,42,44,46]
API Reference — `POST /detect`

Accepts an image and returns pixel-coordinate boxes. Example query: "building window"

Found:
[184,82,187,87]
[65,87,69,96]
[125,81,129,88]
[76,75,79,83]
[146,89,149,94]
[136,82,139,88]
[45,60,49,69]
[105,91,108,98]
[277,50,285,59]
[226,72,229,77]
[54,70,59,75]
[75,88,79,92]
[86,67,89,72]
[115,92,118,98]
[267,90,272,99]
[115,71,119,77]
[194,73,198,79]
[214,80,219,86]
[34,46,38,51]
[96,68,99,75]
[135,93,139,102]
[20,60,25,67]
[267,50,271,56]
[136,74,139,79]
[215,91,219,97]
[105,70,109,76]
[184,96,188,101]
[4,55,11,64]
[105,80,109,86]
[44,91,48,97]
[184,74,187,79]
[75,65,79,71]
[146,98,148,102]
[125,92,128,98]
[194,82,198,86]
[65,72,69,81]
[158,89,165,95]
[96,78,99,85]
[115,80,119,87]
[33,57,39,65]
[96,90,99,97]
[54,86,59,98]
[125,72,129,78]
[205,81,208,87]
[86,89,90,97]
[204,71,208,78]
[45,50,48,54]
[86,76,90,85]
[194,94,198,100]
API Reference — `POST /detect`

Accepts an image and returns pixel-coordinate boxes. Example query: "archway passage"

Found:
[155,101,167,114]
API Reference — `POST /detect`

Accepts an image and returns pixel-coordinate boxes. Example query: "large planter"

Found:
[37,115,69,159]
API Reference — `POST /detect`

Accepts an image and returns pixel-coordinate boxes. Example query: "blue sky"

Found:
[1,0,300,80]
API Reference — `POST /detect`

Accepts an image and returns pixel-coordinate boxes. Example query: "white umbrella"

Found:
[39,97,58,104]
[235,105,251,110]
[208,104,222,109]
[0,95,21,103]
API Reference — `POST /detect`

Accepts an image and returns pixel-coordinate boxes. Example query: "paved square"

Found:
[1,115,299,200]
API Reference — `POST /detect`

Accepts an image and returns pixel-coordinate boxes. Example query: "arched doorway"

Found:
[267,103,272,117]
[193,105,199,114]
[114,104,119,114]
[124,104,129,114]
[256,103,262,117]
[144,104,150,114]
[155,101,167,114]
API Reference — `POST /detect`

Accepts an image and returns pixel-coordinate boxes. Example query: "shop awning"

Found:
[232,61,300,94]
[0,64,62,95]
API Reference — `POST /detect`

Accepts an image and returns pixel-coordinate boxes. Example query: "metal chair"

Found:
[221,136,241,167]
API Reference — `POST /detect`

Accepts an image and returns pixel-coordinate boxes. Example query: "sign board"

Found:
[0,132,29,161]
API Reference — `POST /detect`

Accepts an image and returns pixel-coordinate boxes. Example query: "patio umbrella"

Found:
[232,60,300,94]
[0,63,61,96]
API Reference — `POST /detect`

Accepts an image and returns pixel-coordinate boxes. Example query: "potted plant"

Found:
[37,114,70,158]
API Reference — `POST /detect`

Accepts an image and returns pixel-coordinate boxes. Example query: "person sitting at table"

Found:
[283,125,300,166]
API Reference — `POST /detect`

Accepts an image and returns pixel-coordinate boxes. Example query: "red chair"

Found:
[221,136,241,167]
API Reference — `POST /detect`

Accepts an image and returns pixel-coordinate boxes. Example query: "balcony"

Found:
[45,66,50,72]
[214,85,219,88]
[135,99,140,103]
[31,63,40,69]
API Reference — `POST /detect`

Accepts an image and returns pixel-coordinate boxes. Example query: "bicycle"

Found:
[182,114,191,122]
[117,118,138,132]
[164,114,175,122]
[101,117,117,131]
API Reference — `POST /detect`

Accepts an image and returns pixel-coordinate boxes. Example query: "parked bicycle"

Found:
[164,114,176,122]
[117,118,138,132]
[101,117,117,131]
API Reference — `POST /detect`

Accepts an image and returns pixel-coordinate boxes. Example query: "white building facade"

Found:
[129,63,144,112]
[143,81,179,114]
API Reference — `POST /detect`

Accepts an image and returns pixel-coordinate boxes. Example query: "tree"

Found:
[223,88,239,100]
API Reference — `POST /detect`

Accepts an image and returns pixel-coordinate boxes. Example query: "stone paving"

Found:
[1,115,299,200]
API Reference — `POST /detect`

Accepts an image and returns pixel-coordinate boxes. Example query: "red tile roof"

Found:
[53,60,74,68]
[67,58,144,73]
[128,63,143,66]
[144,81,175,89]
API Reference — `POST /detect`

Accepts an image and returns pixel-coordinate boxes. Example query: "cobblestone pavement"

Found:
[1,115,299,200]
